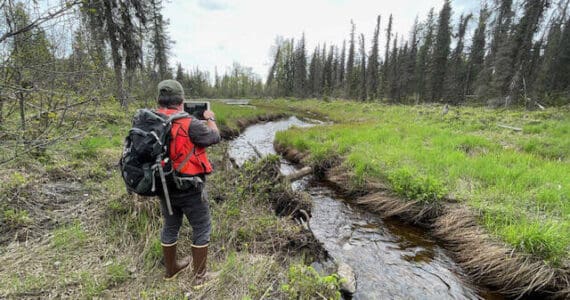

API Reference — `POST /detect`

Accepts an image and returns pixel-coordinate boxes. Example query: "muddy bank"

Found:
[275,142,570,299]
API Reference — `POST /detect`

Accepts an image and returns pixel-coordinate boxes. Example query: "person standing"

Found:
[154,79,220,287]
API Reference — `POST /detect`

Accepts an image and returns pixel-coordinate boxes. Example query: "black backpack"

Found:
[119,109,189,214]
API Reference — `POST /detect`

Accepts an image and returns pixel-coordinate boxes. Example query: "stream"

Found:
[228,116,497,300]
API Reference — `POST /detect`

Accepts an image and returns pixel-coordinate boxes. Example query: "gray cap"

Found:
[158,79,184,98]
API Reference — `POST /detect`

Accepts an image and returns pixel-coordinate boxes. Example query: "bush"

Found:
[388,167,447,203]
[280,264,342,300]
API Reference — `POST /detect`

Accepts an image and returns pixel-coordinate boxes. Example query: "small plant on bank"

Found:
[388,167,447,203]
[2,209,32,227]
[281,264,342,300]
[52,220,88,250]
[106,261,130,286]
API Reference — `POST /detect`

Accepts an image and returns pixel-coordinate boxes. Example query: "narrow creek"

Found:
[228,116,497,300]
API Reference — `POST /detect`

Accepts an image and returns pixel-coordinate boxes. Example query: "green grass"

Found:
[2,209,32,226]
[211,100,286,130]
[52,220,88,250]
[271,99,570,265]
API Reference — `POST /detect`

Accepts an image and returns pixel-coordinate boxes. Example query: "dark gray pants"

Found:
[158,187,211,246]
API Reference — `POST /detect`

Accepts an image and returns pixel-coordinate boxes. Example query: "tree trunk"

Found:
[103,0,126,107]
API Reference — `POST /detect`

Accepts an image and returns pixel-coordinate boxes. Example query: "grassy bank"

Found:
[0,99,341,299]
[270,99,570,267]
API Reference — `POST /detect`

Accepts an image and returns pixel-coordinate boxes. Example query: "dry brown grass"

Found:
[315,161,570,299]
[433,206,570,299]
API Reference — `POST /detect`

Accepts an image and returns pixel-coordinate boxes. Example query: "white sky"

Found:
[163,0,480,81]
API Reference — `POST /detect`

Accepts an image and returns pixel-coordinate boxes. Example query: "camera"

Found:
[183,101,210,120]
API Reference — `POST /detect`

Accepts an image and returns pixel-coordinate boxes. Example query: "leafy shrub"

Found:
[3,209,32,226]
[388,167,447,203]
[280,264,342,300]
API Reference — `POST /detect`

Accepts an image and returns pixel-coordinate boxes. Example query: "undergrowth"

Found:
[0,98,330,299]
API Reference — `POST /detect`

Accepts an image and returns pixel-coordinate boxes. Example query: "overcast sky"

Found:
[163,0,480,81]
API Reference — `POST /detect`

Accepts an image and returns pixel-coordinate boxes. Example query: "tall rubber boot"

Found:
[191,244,210,287]
[162,242,191,280]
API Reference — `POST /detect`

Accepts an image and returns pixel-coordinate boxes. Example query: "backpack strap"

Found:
[166,112,190,123]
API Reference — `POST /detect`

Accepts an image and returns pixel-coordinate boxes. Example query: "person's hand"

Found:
[203,110,215,121]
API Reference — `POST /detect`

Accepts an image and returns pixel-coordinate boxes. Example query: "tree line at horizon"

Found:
[1,0,570,111]
[265,0,570,107]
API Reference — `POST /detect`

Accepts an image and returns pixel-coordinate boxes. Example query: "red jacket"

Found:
[158,108,213,176]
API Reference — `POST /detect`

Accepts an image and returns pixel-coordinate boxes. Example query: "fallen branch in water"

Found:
[247,141,263,158]
[285,166,313,182]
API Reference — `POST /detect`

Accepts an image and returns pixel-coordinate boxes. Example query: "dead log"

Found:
[285,166,313,182]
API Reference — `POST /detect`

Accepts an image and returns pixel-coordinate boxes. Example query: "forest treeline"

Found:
[266,0,570,107]
[1,0,570,123]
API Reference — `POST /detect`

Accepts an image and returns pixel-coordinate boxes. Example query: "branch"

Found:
[497,124,522,132]
[0,0,81,44]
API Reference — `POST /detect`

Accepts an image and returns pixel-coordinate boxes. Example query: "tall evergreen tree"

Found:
[430,0,452,102]
[308,45,323,97]
[358,33,367,100]
[346,21,356,98]
[536,1,567,97]
[388,34,400,101]
[445,13,472,104]
[404,18,419,100]
[338,40,346,91]
[149,0,171,81]
[415,8,436,102]
[293,33,307,97]
[367,15,381,100]
[467,5,489,97]
[552,15,570,94]
[381,14,393,98]
[266,45,281,88]
[83,0,149,106]
[323,45,335,95]
[488,0,515,103]
[508,0,550,106]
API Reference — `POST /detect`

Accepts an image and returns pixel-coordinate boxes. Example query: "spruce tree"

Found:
[415,9,435,102]
[430,0,452,102]
[324,45,334,95]
[149,0,171,81]
[388,34,399,101]
[346,21,356,98]
[338,40,346,92]
[381,14,393,98]
[359,33,367,101]
[445,13,472,104]
[405,18,419,101]
[293,33,307,98]
[508,0,550,106]
[535,3,566,97]
[488,0,514,103]
[467,5,489,97]
[367,15,381,100]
